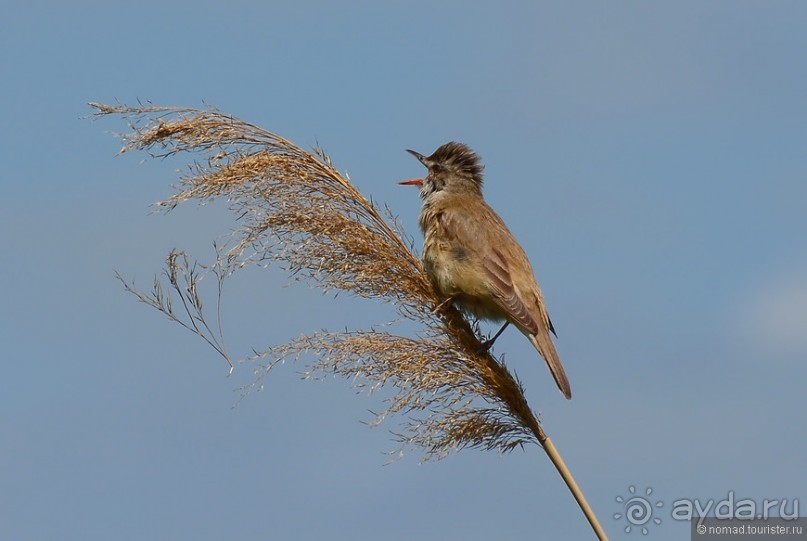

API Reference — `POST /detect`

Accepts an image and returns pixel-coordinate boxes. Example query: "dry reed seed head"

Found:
[281,330,538,456]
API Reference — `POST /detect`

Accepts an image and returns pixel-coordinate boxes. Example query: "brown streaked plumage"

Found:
[400,142,572,399]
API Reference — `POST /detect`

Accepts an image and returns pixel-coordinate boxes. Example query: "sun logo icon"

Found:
[613,485,663,535]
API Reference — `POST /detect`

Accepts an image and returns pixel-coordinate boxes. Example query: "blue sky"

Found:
[2,2,805,540]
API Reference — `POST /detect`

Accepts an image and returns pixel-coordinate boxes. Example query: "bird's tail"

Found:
[529,331,572,399]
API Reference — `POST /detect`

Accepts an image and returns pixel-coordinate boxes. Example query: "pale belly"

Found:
[423,241,507,323]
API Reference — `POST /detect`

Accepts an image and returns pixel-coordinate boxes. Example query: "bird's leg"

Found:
[480,322,509,352]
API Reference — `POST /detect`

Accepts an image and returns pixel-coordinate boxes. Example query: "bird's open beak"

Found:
[400,149,427,186]
[398,178,424,187]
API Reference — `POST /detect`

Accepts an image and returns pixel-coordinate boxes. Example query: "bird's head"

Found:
[399,142,484,198]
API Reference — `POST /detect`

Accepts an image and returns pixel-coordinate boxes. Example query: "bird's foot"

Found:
[476,322,509,354]
[477,338,496,354]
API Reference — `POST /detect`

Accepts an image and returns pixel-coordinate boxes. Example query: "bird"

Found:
[399,142,571,399]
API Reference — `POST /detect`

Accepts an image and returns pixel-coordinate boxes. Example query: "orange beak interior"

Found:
[398,178,424,187]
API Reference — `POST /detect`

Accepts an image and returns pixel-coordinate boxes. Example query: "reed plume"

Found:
[90,102,607,539]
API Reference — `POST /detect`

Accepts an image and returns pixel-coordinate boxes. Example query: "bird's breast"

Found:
[420,206,506,322]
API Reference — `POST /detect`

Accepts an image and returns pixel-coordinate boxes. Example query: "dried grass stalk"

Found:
[90,102,607,539]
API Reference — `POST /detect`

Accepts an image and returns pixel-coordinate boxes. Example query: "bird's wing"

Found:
[439,202,571,399]
[481,246,541,335]
[439,204,544,335]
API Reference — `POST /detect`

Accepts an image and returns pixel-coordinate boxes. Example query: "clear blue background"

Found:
[2,2,805,540]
